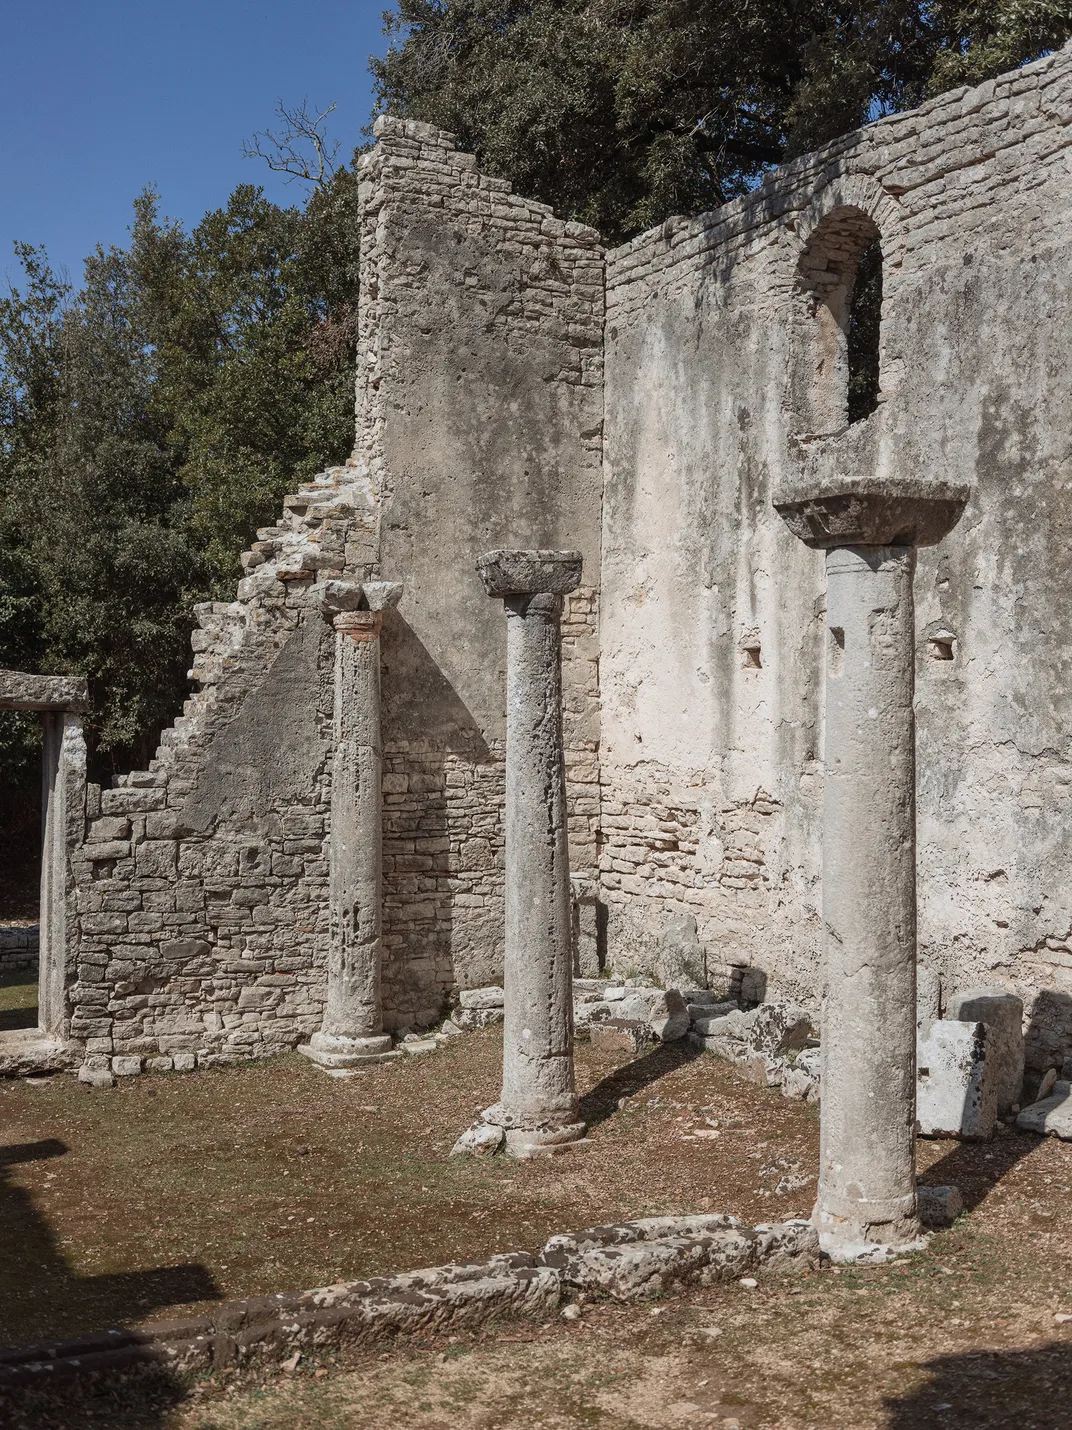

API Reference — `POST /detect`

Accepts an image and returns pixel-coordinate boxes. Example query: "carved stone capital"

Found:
[774,479,969,550]
[476,549,582,598]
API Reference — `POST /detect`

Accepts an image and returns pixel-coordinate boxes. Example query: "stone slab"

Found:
[945,987,1024,1115]
[1016,1080,1072,1138]
[0,669,89,710]
[917,1020,997,1140]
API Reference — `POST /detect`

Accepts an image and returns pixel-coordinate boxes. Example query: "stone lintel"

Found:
[476,549,583,598]
[773,481,969,550]
[0,670,89,712]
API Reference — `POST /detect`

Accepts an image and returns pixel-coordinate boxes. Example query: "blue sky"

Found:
[2,1,390,289]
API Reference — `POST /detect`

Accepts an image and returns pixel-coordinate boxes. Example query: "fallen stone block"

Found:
[917,1185,963,1228]
[77,1065,115,1089]
[944,986,1024,1115]
[450,1121,505,1157]
[1016,1080,1072,1139]
[647,989,690,1042]
[688,1001,738,1026]
[402,1037,438,1056]
[453,1007,505,1031]
[917,1020,997,1140]
[590,1019,651,1055]
[781,1048,821,1102]
[458,986,505,1010]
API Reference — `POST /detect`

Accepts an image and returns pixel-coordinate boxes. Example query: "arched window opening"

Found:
[794,208,883,435]
[847,238,882,425]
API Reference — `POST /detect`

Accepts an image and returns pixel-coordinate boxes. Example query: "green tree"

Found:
[0,164,361,781]
[373,0,1072,243]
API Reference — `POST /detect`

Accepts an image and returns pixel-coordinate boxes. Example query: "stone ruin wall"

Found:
[60,116,604,1074]
[67,467,378,1073]
[356,118,604,1007]
[599,44,1072,1071]
[41,45,1072,1077]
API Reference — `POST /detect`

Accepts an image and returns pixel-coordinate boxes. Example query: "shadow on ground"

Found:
[0,1365,189,1430]
[921,1127,1040,1213]
[578,1038,702,1129]
[0,1137,221,1426]
[884,1340,1072,1428]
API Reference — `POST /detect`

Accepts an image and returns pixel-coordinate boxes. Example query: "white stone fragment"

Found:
[458,986,505,1010]
[450,1120,505,1157]
[917,1020,997,1140]
[1016,1080,1072,1139]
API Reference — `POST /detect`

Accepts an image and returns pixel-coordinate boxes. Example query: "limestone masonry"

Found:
[4,43,1071,1083]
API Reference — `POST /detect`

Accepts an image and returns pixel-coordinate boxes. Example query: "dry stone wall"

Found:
[68,465,376,1073]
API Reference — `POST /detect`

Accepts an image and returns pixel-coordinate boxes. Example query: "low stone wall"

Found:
[0,925,38,973]
[0,1214,817,1385]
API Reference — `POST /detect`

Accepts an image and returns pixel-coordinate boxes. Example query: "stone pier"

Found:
[474,550,586,1156]
[775,483,968,1259]
[300,582,403,1071]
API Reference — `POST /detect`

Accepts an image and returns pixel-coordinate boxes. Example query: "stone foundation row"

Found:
[0,1214,817,1385]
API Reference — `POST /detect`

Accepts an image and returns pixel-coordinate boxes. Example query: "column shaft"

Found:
[817,545,921,1254]
[499,592,579,1138]
[302,608,395,1066]
[324,613,385,1040]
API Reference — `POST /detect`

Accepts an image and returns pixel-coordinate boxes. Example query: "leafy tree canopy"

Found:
[0,167,360,780]
[373,0,1072,242]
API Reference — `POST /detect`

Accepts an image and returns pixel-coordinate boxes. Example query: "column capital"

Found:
[476,549,582,598]
[318,579,404,620]
[333,610,382,642]
[773,478,969,550]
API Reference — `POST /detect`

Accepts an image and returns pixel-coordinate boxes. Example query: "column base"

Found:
[813,1197,926,1263]
[505,1123,590,1159]
[298,1032,401,1069]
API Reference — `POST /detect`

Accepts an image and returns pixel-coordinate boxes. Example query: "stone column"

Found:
[301,581,403,1070]
[39,710,86,1038]
[477,550,585,1156]
[775,482,967,1260]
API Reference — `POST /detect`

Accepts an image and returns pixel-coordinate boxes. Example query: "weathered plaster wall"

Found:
[355,118,604,1016]
[600,46,1072,1064]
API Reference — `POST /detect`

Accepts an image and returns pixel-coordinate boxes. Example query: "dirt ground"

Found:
[0,968,38,1032]
[2,1026,1072,1428]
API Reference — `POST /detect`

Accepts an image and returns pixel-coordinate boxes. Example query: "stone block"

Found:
[459,986,505,1009]
[917,1020,997,1140]
[89,817,131,842]
[691,1004,744,1033]
[84,841,130,863]
[78,1066,115,1089]
[172,1052,198,1072]
[100,787,166,815]
[590,1019,651,1055]
[918,1185,963,1227]
[1016,1080,1072,1139]
[136,841,179,879]
[945,986,1024,1114]
[112,1056,143,1077]
[647,989,690,1042]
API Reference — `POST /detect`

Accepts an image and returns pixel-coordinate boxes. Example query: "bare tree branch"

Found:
[242,98,341,190]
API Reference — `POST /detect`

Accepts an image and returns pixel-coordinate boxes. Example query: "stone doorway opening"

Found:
[0,672,87,1061]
